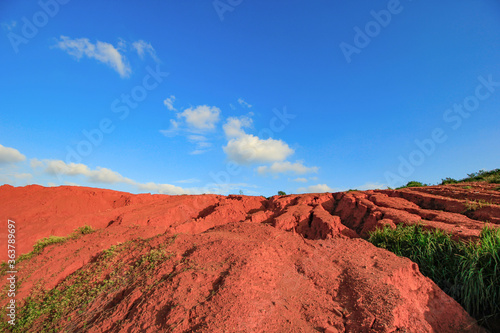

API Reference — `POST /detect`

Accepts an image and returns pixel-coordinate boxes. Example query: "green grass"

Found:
[135,248,174,270]
[0,234,178,332]
[368,224,500,326]
[464,199,492,212]
[15,225,96,263]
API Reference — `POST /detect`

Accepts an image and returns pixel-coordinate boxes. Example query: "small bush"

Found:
[75,225,95,235]
[277,191,287,196]
[441,177,459,185]
[369,224,500,325]
[397,181,426,189]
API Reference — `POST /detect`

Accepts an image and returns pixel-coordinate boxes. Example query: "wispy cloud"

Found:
[257,161,318,175]
[174,178,200,184]
[132,40,160,63]
[355,182,388,190]
[54,36,132,78]
[163,95,176,111]
[238,98,252,108]
[53,37,159,78]
[188,135,212,155]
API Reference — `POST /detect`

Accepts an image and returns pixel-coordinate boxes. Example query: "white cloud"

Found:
[223,116,252,138]
[292,177,308,183]
[238,98,252,108]
[135,182,190,195]
[31,159,193,195]
[174,178,200,184]
[40,159,131,184]
[87,167,129,184]
[224,136,294,165]
[43,160,90,176]
[0,144,26,164]
[164,95,176,111]
[132,40,160,63]
[160,104,221,154]
[178,105,221,131]
[257,161,318,175]
[297,184,338,193]
[222,116,294,165]
[54,36,132,78]
[355,182,388,190]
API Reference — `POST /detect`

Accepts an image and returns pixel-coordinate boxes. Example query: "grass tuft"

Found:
[369,224,500,326]
[464,199,492,212]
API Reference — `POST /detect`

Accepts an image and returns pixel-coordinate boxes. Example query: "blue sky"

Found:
[1,0,499,196]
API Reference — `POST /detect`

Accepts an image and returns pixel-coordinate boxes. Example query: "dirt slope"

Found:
[1,183,498,332]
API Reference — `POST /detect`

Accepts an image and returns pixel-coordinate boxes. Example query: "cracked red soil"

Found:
[1,183,498,332]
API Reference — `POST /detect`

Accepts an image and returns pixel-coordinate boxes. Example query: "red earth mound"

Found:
[1,183,498,332]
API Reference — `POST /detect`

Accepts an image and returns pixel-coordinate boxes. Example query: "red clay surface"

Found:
[1,183,498,332]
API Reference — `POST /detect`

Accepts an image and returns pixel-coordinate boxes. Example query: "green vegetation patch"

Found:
[397,181,427,189]
[0,234,179,332]
[16,225,96,263]
[369,224,500,326]
[441,177,459,185]
[442,169,500,185]
[464,199,492,212]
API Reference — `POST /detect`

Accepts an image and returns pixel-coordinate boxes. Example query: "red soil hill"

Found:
[1,183,498,332]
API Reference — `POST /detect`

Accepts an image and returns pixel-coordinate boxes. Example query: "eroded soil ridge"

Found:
[1,183,498,332]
